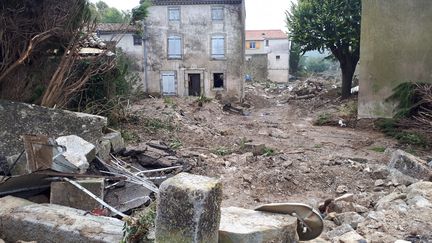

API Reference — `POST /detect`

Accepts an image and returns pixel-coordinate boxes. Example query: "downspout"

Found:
[143,20,148,93]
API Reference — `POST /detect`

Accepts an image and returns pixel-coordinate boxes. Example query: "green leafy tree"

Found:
[289,42,303,75]
[131,0,151,23]
[94,1,128,23]
[287,0,361,99]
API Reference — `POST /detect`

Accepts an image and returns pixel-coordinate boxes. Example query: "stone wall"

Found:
[358,0,432,118]
[0,100,107,158]
[245,54,268,81]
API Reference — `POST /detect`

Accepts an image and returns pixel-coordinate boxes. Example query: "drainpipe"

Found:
[143,20,148,93]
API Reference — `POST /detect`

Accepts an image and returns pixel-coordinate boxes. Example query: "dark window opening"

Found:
[265,40,269,47]
[213,73,224,88]
[276,55,281,60]
[133,35,142,46]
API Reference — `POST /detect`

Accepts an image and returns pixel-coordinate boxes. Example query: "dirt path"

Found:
[124,84,395,209]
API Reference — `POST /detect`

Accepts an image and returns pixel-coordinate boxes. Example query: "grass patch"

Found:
[314,113,332,126]
[314,144,323,149]
[197,94,212,103]
[376,119,428,147]
[122,203,156,243]
[369,146,386,153]
[262,147,275,157]
[163,96,175,106]
[143,118,174,133]
[121,130,140,143]
[169,138,182,150]
[338,100,358,117]
[213,146,232,156]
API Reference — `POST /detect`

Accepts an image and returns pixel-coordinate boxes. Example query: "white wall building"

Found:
[245,30,289,83]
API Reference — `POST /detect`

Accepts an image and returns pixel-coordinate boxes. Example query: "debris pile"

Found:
[0,100,185,242]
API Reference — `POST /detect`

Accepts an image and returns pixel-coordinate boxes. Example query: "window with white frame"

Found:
[211,6,224,21]
[211,35,225,59]
[168,35,182,59]
[168,7,180,21]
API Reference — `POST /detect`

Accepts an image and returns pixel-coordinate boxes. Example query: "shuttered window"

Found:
[168,35,182,59]
[161,71,176,95]
[168,7,180,21]
[211,35,225,59]
[212,7,224,21]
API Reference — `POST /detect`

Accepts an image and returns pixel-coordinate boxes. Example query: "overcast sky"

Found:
[90,0,294,31]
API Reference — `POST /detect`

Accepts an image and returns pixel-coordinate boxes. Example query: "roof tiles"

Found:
[246,30,287,40]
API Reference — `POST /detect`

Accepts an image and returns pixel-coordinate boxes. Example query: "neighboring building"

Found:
[97,23,145,81]
[144,0,246,99]
[245,30,289,83]
[358,0,432,118]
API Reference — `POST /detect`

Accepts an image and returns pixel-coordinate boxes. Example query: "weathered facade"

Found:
[144,0,246,99]
[245,30,289,83]
[358,0,432,118]
[97,24,145,84]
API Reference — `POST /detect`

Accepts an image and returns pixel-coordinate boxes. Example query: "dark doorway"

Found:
[188,74,201,96]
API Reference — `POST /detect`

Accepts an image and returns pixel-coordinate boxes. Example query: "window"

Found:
[276,55,281,60]
[212,6,224,21]
[213,73,224,88]
[249,41,256,49]
[211,35,225,59]
[168,7,180,21]
[168,35,182,59]
[161,71,177,95]
[265,40,269,47]
[133,35,142,46]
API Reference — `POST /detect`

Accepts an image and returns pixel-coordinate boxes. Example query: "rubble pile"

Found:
[0,100,185,242]
[316,149,432,242]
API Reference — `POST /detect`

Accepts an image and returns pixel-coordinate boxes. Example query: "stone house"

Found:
[144,0,246,99]
[96,23,145,81]
[245,30,289,83]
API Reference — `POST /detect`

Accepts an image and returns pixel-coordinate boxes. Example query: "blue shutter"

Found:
[168,36,182,59]
[212,35,224,59]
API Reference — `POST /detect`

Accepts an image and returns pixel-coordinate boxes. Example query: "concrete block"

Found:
[0,197,123,243]
[155,172,222,243]
[0,100,107,159]
[102,130,125,153]
[56,135,96,173]
[219,207,298,243]
[50,178,104,211]
[97,139,112,162]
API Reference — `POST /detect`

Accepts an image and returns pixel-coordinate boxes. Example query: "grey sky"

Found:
[90,0,294,31]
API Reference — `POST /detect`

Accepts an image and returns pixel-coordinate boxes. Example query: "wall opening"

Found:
[213,73,224,88]
[276,55,281,60]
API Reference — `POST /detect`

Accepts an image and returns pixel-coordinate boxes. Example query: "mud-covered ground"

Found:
[120,80,432,242]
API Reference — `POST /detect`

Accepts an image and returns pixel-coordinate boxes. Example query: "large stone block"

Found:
[55,135,96,173]
[0,197,123,243]
[0,100,107,158]
[388,150,432,181]
[219,207,298,243]
[155,172,222,243]
[50,178,104,211]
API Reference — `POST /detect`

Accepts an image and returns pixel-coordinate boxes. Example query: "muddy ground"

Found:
[120,80,431,242]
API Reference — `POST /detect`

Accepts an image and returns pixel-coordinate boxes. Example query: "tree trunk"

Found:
[340,60,356,99]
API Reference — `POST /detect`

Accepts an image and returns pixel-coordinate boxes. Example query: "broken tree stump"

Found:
[155,172,222,243]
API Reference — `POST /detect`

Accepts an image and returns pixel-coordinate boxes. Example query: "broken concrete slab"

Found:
[55,135,96,173]
[333,212,365,229]
[0,197,123,243]
[0,100,107,158]
[105,182,151,214]
[388,149,432,181]
[97,139,112,162]
[102,129,125,153]
[155,172,222,243]
[0,196,35,212]
[50,178,104,211]
[219,207,298,243]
